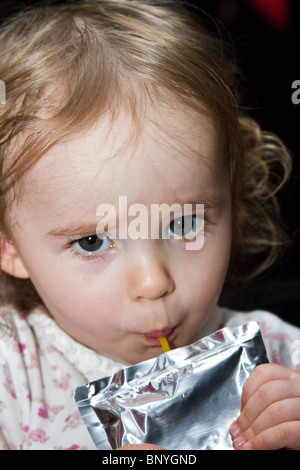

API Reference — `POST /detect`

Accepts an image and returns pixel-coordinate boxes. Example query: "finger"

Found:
[237,421,300,450]
[233,379,300,434]
[242,397,300,441]
[241,364,298,411]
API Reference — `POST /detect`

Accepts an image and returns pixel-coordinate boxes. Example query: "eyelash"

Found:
[65,238,116,262]
[66,211,212,262]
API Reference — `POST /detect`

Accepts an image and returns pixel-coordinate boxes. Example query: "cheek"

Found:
[36,273,123,347]
[180,229,231,307]
[20,252,120,327]
[181,258,226,308]
[41,273,118,319]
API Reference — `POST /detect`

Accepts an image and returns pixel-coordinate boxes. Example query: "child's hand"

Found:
[230,364,300,450]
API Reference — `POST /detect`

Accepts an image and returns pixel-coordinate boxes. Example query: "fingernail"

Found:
[230,423,241,437]
[233,435,246,449]
[243,442,253,450]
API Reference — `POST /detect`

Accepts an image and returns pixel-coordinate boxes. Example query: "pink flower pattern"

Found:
[0,309,95,449]
[30,428,49,444]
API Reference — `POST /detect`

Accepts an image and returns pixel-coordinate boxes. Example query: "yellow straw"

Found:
[159,336,171,352]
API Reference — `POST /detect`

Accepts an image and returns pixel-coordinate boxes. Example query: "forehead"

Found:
[15,104,226,217]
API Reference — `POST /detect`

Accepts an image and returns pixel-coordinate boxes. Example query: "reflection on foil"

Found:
[74,321,268,450]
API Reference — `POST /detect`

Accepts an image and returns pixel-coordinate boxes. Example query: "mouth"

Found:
[141,326,175,346]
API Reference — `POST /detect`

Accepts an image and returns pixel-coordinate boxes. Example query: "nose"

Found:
[127,244,175,301]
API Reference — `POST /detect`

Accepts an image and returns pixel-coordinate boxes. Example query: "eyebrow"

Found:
[46,194,223,239]
[46,223,101,239]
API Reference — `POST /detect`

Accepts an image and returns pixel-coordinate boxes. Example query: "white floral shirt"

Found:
[0,304,299,450]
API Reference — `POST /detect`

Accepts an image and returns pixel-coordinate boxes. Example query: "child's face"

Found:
[7,104,232,365]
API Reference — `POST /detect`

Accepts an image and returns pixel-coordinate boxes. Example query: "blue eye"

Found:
[73,234,112,255]
[168,215,201,238]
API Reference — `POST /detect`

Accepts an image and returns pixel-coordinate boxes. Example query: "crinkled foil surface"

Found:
[75,321,268,450]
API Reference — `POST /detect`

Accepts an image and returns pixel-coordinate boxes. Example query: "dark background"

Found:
[191,0,300,326]
[0,0,299,326]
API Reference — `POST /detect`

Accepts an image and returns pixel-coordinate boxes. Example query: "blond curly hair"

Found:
[0,0,292,312]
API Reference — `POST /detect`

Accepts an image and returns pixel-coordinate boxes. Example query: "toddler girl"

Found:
[0,0,299,450]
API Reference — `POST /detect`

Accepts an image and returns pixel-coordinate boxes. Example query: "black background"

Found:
[0,0,299,325]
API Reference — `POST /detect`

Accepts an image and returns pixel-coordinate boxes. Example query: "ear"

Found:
[0,238,30,279]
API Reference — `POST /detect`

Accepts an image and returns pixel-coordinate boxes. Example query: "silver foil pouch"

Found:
[74,321,268,450]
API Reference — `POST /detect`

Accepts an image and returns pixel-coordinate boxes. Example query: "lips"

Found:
[143,327,174,338]
[141,327,174,345]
